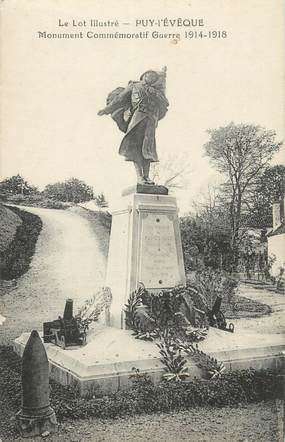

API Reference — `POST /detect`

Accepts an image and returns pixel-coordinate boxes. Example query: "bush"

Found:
[0,174,38,195]
[52,369,284,419]
[44,178,94,203]
[0,205,42,279]
[35,369,285,419]
[190,269,238,309]
[0,346,283,422]
[180,216,232,272]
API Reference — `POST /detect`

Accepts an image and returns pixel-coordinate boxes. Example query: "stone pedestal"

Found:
[14,328,285,397]
[105,189,186,328]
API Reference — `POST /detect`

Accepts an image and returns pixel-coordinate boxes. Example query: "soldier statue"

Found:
[98,67,169,185]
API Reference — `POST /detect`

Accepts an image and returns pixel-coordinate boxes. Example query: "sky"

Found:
[1,0,284,213]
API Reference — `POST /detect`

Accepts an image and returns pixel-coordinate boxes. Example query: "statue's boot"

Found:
[142,161,154,185]
[143,177,155,185]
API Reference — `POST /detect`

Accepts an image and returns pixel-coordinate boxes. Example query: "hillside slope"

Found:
[0,204,22,253]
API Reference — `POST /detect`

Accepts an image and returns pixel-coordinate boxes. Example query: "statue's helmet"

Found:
[140,70,160,84]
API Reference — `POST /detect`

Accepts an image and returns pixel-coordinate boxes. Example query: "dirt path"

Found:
[233,283,285,336]
[51,400,282,442]
[0,207,106,345]
[5,400,282,442]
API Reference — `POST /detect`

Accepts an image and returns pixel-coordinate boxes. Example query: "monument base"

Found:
[122,184,168,196]
[16,407,57,438]
[14,326,284,397]
[106,191,186,328]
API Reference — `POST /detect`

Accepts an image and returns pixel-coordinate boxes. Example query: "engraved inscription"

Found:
[139,212,180,288]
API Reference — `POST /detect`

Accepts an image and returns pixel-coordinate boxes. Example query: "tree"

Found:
[44,178,94,203]
[182,183,233,270]
[180,213,232,271]
[0,174,38,195]
[94,192,109,208]
[246,165,285,227]
[151,153,192,190]
[204,123,282,265]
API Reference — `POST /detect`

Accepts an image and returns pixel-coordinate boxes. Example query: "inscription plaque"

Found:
[139,212,180,288]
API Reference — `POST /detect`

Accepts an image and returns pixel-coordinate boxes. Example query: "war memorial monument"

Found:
[14,68,284,402]
[97,67,186,328]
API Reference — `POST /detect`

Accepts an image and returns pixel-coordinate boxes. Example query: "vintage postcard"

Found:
[0,1,284,441]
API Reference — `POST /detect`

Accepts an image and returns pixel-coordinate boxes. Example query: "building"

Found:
[267,198,285,276]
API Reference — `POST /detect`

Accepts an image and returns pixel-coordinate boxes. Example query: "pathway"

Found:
[0,206,106,345]
[234,283,285,336]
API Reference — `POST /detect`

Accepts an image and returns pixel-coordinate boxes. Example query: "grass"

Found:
[222,293,272,319]
[0,205,42,280]
[0,204,22,253]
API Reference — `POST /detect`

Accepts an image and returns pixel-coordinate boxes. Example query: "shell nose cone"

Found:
[22,330,50,411]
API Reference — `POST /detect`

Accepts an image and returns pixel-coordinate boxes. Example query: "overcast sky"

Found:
[1,0,284,212]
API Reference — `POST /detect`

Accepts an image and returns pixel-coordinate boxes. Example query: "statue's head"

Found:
[140,70,159,85]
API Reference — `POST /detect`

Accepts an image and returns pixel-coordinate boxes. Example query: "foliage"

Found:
[124,284,209,340]
[76,287,112,332]
[124,284,156,339]
[177,340,226,379]
[52,368,285,417]
[156,328,190,381]
[0,174,38,195]
[180,217,206,271]
[0,346,283,423]
[224,294,271,319]
[124,284,226,379]
[192,268,238,310]
[124,275,243,379]
[125,273,269,379]
[44,177,94,203]
[155,328,224,381]
[246,165,285,227]
[140,286,187,329]
[0,205,42,280]
[204,123,282,266]
[180,324,208,341]
[180,215,232,271]
[125,284,145,330]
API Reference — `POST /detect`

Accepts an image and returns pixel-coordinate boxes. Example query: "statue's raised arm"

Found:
[98,67,169,185]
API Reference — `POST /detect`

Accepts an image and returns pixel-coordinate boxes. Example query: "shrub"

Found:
[44,178,94,203]
[191,269,238,309]
[50,368,285,419]
[0,346,283,422]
